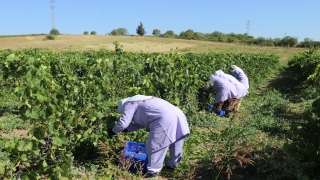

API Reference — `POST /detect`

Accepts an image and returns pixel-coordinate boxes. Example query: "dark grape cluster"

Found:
[56,154,62,160]
[13,165,26,180]
[45,154,63,168]
[93,120,101,133]
[66,127,72,136]
[42,136,52,153]
[46,159,55,166]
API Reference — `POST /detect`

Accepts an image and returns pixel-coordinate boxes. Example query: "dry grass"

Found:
[0,35,306,62]
[1,129,29,139]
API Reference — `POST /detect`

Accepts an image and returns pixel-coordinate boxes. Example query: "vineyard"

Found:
[0,42,319,180]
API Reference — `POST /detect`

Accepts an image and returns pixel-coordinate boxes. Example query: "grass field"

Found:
[0,35,306,63]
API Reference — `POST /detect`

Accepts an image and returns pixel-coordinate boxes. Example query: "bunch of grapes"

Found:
[93,120,101,133]
[42,136,52,153]
[45,154,63,168]
[66,127,73,137]
[45,159,55,167]
[13,165,26,180]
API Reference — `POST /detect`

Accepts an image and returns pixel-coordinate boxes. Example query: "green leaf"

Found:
[96,93,105,101]
[97,112,104,119]
[31,78,41,87]
[25,99,31,108]
[42,160,48,167]
[29,127,45,139]
[17,141,25,151]
[48,121,54,134]
[36,94,46,103]
[23,172,40,180]
[6,53,15,60]
[76,134,82,139]
[27,57,35,65]
[24,142,33,151]
[33,149,40,155]
[25,71,32,82]
[52,137,66,146]
[96,59,102,64]
[30,110,39,119]
[21,154,27,161]
[91,117,97,122]
[0,162,5,175]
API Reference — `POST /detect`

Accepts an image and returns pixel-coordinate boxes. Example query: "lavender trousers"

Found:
[147,138,185,174]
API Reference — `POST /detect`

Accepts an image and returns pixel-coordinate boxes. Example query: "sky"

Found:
[0,0,319,42]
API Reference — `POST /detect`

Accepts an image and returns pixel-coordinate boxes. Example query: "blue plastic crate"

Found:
[120,141,148,174]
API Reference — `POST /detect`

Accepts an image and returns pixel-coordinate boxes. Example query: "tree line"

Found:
[46,22,320,48]
[108,22,320,48]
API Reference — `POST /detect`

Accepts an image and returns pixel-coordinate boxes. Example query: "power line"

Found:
[51,0,56,30]
[246,20,251,35]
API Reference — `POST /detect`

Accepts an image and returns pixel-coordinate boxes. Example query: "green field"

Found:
[0,35,319,180]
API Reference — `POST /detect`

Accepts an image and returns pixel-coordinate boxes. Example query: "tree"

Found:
[50,29,60,35]
[117,28,128,36]
[278,36,298,47]
[91,31,97,35]
[110,28,128,36]
[194,32,205,40]
[179,29,195,39]
[253,37,267,46]
[110,29,120,35]
[152,29,161,37]
[83,31,89,35]
[136,22,146,36]
[46,34,55,40]
[164,30,175,38]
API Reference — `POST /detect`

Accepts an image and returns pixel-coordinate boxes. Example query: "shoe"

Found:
[163,165,175,170]
[144,173,158,178]
[224,110,230,118]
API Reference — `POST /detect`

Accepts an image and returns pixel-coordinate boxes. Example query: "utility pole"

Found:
[51,0,56,30]
[246,20,251,35]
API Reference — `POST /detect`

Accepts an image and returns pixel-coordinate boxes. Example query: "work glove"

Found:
[108,129,128,137]
[107,129,116,137]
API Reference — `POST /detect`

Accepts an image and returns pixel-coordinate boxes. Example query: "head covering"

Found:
[117,95,153,113]
[128,95,153,102]
[230,65,237,71]
[118,97,130,113]
[214,70,227,79]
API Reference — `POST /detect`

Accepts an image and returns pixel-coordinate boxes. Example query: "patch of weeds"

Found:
[246,146,295,180]
[300,85,320,101]
[187,111,223,128]
[0,115,26,133]
[246,113,290,136]
[249,89,289,117]
[159,129,215,180]
[243,89,291,136]
[197,124,259,180]
[70,164,101,180]
[266,66,309,103]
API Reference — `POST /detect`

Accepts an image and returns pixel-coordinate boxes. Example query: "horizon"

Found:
[1,1,319,42]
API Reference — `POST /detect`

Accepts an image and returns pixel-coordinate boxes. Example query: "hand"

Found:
[107,129,116,137]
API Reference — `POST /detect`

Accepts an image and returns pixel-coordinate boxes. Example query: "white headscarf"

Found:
[117,95,153,113]
[214,70,227,79]
[118,97,130,113]
[230,65,237,72]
